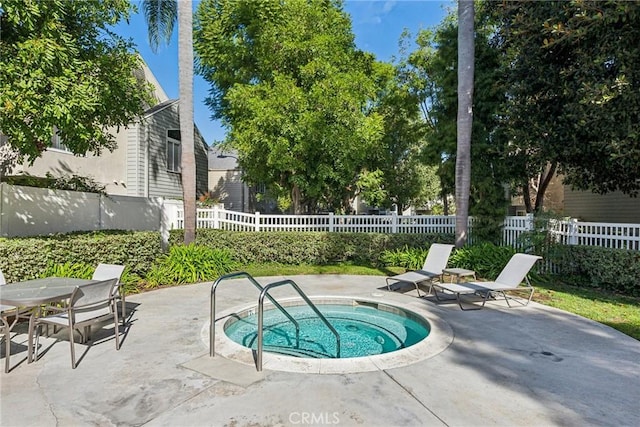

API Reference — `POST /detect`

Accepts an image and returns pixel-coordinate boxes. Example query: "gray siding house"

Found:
[563,187,640,223]
[207,145,249,212]
[13,63,208,200]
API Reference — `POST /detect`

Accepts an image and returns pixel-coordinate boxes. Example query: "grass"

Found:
[240,263,640,341]
[532,280,640,341]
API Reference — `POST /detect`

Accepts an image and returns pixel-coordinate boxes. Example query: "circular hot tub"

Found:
[207,296,453,374]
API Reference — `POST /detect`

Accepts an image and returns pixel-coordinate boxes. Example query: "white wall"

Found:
[0,183,165,238]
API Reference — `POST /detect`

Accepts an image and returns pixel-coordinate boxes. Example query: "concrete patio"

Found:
[1,275,639,426]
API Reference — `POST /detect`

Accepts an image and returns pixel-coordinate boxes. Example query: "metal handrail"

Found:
[210,272,300,357]
[257,279,340,371]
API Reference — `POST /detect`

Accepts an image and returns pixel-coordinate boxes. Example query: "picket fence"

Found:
[169,207,640,251]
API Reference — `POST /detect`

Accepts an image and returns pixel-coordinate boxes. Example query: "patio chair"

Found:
[92,263,126,326]
[432,253,542,310]
[386,243,455,297]
[1,269,33,373]
[30,278,121,369]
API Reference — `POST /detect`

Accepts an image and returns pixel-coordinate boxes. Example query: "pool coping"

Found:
[203,293,454,374]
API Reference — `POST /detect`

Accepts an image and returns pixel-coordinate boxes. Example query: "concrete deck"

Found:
[1,275,639,427]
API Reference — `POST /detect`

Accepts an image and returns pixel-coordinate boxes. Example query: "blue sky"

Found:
[114,1,452,145]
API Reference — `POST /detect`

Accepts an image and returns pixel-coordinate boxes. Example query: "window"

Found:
[167,129,181,173]
[50,127,71,153]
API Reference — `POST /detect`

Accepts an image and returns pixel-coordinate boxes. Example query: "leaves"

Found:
[194,0,383,213]
[0,0,154,161]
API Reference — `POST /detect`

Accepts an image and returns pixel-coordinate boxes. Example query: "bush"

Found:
[448,242,517,279]
[0,230,163,282]
[550,245,640,296]
[38,261,143,295]
[379,246,430,270]
[170,229,454,266]
[142,244,238,289]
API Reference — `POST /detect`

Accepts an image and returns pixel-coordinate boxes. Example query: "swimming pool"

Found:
[224,301,430,359]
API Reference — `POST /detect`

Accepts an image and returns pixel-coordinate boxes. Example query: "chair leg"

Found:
[114,307,120,351]
[121,295,126,327]
[27,314,37,363]
[2,320,10,373]
[69,323,76,369]
[4,329,9,373]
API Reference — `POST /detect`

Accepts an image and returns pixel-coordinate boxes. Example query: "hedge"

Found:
[0,231,163,282]
[169,229,454,266]
[1,230,637,297]
[550,245,640,296]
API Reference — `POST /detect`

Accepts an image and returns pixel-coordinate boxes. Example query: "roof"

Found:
[143,99,180,118]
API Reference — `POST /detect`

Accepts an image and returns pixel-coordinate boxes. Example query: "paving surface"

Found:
[1,275,639,427]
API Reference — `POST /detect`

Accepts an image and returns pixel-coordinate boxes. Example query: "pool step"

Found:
[263,345,335,359]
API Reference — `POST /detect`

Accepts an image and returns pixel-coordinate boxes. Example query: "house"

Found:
[510,172,640,223]
[11,62,209,199]
[562,187,640,223]
[207,145,250,212]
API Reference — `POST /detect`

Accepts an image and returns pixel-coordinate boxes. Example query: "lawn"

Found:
[242,263,640,341]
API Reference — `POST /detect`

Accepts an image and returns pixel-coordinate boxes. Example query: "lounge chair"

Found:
[386,243,455,297]
[432,253,542,310]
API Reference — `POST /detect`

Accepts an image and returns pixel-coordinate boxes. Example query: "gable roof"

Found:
[143,99,180,118]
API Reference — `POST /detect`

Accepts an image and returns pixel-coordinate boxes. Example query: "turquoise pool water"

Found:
[224,302,430,359]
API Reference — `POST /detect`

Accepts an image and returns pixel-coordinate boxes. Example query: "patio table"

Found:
[0,277,97,362]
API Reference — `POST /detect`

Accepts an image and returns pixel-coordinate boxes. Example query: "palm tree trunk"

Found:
[178,1,196,244]
[455,0,475,248]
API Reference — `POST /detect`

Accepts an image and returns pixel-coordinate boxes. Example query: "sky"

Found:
[113,0,453,146]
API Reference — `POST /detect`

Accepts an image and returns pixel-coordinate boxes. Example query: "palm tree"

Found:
[455,0,474,248]
[143,0,197,244]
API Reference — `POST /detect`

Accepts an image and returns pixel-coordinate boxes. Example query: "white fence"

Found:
[2,182,637,252]
[170,207,640,251]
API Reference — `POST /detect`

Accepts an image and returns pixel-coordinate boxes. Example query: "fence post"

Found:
[255,212,261,231]
[569,218,579,245]
[526,213,535,231]
[391,212,397,234]
[159,198,173,251]
[329,212,334,232]
[213,205,220,229]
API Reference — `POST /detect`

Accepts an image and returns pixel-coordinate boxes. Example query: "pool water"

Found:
[224,303,430,359]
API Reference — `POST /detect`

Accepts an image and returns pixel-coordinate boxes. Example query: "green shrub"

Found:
[142,244,238,289]
[550,245,640,296]
[171,229,454,266]
[39,261,94,279]
[379,246,430,270]
[37,261,143,295]
[448,242,517,280]
[0,230,163,282]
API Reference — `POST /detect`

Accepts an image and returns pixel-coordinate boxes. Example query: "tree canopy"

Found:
[195,0,384,213]
[490,0,640,197]
[0,0,153,162]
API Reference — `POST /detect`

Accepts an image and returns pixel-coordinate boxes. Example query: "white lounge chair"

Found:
[386,243,455,297]
[432,253,542,310]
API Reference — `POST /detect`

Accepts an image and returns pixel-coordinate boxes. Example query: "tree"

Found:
[143,0,197,244]
[0,0,152,161]
[490,1,640,202]
[456,0,474,247]
[194,0,383,214]
[370,61,441,213]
